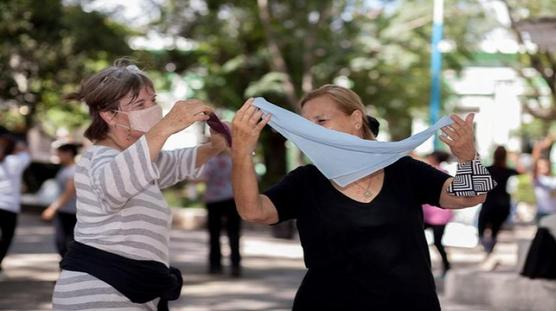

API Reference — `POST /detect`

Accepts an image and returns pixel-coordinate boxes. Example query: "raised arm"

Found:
[154,100,229,187]
[231,98,277,224]
[438,113,488,209]
[195,129,228,168]
[146,99,214,161]
[154,134,227,189]
[531,136,554,179]
[90,99,214,210]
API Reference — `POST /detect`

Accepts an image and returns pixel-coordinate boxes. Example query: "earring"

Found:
[356,124,361,129]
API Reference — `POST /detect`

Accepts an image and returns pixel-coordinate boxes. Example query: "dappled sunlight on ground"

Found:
[0,213,522,310]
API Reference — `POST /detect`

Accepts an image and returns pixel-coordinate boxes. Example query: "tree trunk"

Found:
[23,101,36,134]
[256,0,299,107]
[502,0,556,121]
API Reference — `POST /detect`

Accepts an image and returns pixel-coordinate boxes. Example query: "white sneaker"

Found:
[478,255,499,271]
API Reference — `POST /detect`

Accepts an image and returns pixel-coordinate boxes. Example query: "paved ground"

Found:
[0,212,527,311]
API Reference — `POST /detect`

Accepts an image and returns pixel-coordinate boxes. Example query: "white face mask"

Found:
[114,105,163,133]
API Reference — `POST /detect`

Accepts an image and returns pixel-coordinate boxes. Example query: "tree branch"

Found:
[522,101,556,120]
[257,0,299,107]
[502,1,550,80]
[543,50,556,94]
[513,64,556,120]
[301,3,333,94]
[501,0,556,119]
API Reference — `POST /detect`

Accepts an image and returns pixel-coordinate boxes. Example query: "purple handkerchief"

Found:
[207,113,232,147]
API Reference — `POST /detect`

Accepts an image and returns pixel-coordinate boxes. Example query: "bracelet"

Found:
[447,153,497,197]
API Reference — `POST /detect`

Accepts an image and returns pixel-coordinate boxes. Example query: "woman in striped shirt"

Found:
[52,58,227,310]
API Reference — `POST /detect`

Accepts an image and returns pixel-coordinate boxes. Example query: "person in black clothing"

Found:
[200,148,242,277]
[230,85,491,310]
[41,143,80,259]
[478,146,519,254]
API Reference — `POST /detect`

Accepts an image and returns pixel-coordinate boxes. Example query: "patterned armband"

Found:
[447,153,497,197]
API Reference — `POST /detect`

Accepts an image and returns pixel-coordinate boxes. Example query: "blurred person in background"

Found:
[422,151,453,277]
[531,136,556,222]
[52,58,228,310]
[41,143,80,260]
[199,141,242,277]
[0,134,31,280]
[478,146,520,256]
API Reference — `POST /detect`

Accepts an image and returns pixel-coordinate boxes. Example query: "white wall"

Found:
[414,66,526,159]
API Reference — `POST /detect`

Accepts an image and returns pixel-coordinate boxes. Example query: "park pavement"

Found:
[0,212,522,311]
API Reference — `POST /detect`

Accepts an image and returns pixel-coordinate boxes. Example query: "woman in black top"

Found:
[478,146,519,254]
[231,85,488,310]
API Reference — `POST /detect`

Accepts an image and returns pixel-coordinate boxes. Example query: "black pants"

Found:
[207,198,241,269]
[55,212,77,258]
[0,209,17,270]
[424,223,450,273]
[478,203,510,253]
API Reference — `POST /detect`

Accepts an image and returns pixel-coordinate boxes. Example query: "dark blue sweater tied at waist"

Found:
[61,241,183,311]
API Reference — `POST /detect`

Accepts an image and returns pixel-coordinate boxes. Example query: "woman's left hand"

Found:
[208,128,229,153]
[41,205,57,222]
[195,128,229,168]
[440,114,476,162]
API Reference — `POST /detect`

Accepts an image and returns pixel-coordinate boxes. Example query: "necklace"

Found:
[353,176,373,198]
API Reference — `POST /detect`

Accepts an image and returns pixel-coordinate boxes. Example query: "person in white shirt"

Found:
[532,136,556,222]
[0,134,31,278]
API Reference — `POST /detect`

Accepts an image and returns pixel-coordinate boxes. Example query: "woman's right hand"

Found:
[41,205,57,222]
[231,98,271,157]
[539,136,554,150]
[161,99,213,134]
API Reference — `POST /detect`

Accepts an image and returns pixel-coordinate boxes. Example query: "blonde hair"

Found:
[300,84,374,139]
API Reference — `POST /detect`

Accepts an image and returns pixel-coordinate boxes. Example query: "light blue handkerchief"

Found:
[252,97,454,187]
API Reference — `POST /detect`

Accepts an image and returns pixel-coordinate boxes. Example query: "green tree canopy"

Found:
[0,0,132,135]
[144,0,490,192]
[500,0,556,132]
[150,0,488,139]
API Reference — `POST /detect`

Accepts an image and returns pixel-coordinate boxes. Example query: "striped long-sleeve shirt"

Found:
[53,136,202,310]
